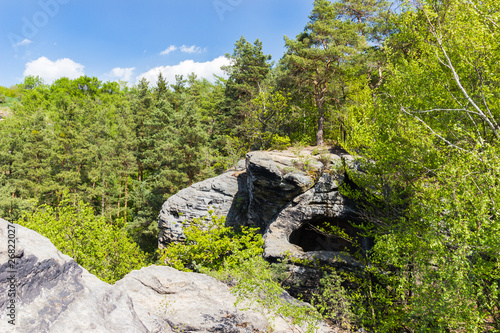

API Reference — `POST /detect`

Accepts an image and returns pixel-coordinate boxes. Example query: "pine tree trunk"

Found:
[138,162,143,182]
[124,174,128,222]
[316,100,325,146]
[101,175,105,216]
[117,174,123,218]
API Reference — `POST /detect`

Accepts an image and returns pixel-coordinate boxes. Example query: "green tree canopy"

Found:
[17,196,147,284]
[222,36,272,135]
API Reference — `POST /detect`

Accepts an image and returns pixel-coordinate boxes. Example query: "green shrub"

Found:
[0,85,19,98]
[312,271,354,330]
[270,134,291,150]
[217,256,322,333]
[17,197,148,283]
[160,213,323,331]
[159,212,263,272]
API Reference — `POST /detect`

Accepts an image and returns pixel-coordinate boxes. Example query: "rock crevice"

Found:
[158,147,359,263]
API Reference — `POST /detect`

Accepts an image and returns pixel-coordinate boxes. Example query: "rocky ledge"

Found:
[0,219,331,332]
[158,147,361,265]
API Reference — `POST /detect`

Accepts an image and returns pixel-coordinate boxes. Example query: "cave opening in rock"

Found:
[289,217,360,253]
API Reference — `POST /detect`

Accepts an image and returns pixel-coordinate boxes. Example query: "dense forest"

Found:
[1,0,499,331]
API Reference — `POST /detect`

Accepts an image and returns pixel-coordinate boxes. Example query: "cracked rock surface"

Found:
[0,219,329,332]
[158,159,249,248]
[157,147,357,264]
[0,218,148,333]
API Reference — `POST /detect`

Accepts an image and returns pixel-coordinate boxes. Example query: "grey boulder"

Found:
[0,219,329,332]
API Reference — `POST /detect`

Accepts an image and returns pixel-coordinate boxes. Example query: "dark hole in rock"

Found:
[289,217,359,253]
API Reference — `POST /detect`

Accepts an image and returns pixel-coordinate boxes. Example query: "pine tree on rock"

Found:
[284,0,364,146]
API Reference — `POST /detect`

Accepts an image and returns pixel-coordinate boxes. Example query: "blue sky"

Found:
[0,0,313,87]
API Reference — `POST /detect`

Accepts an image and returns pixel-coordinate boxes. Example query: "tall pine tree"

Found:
[222,36,272,136]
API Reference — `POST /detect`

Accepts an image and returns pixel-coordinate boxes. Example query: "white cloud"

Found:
[136,56,230,86]
[16,39,32,47]
[160,45,178,55]
[160,45,205,55]
[180,45,205,54]
[24,57,85,83]
[104,67,136,83]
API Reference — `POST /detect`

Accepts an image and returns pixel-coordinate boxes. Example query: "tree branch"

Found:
[424,10,500,141]
[399,105,468,152]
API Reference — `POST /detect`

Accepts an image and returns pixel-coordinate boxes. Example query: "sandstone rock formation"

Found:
[158,159,249,246]
[0,219,328,332]
[158,147,360,264]
[0,218,147,333]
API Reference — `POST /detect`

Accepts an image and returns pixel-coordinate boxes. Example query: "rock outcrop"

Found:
[0,219,328,332]
[158,159,249,246]
[0,218,148,332]
[158,147,360,263]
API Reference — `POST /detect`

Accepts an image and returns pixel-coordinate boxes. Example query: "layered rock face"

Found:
[0,218,327,332]
[158,147,359,263]
[157,159,249,246]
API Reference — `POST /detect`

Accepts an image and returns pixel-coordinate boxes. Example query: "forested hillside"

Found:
[1,0,499,330]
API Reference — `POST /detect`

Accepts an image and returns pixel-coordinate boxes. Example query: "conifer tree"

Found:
[155,72,168,101]
[284,0,363,146]
[130,78,154,182]
[222,36,272,136]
